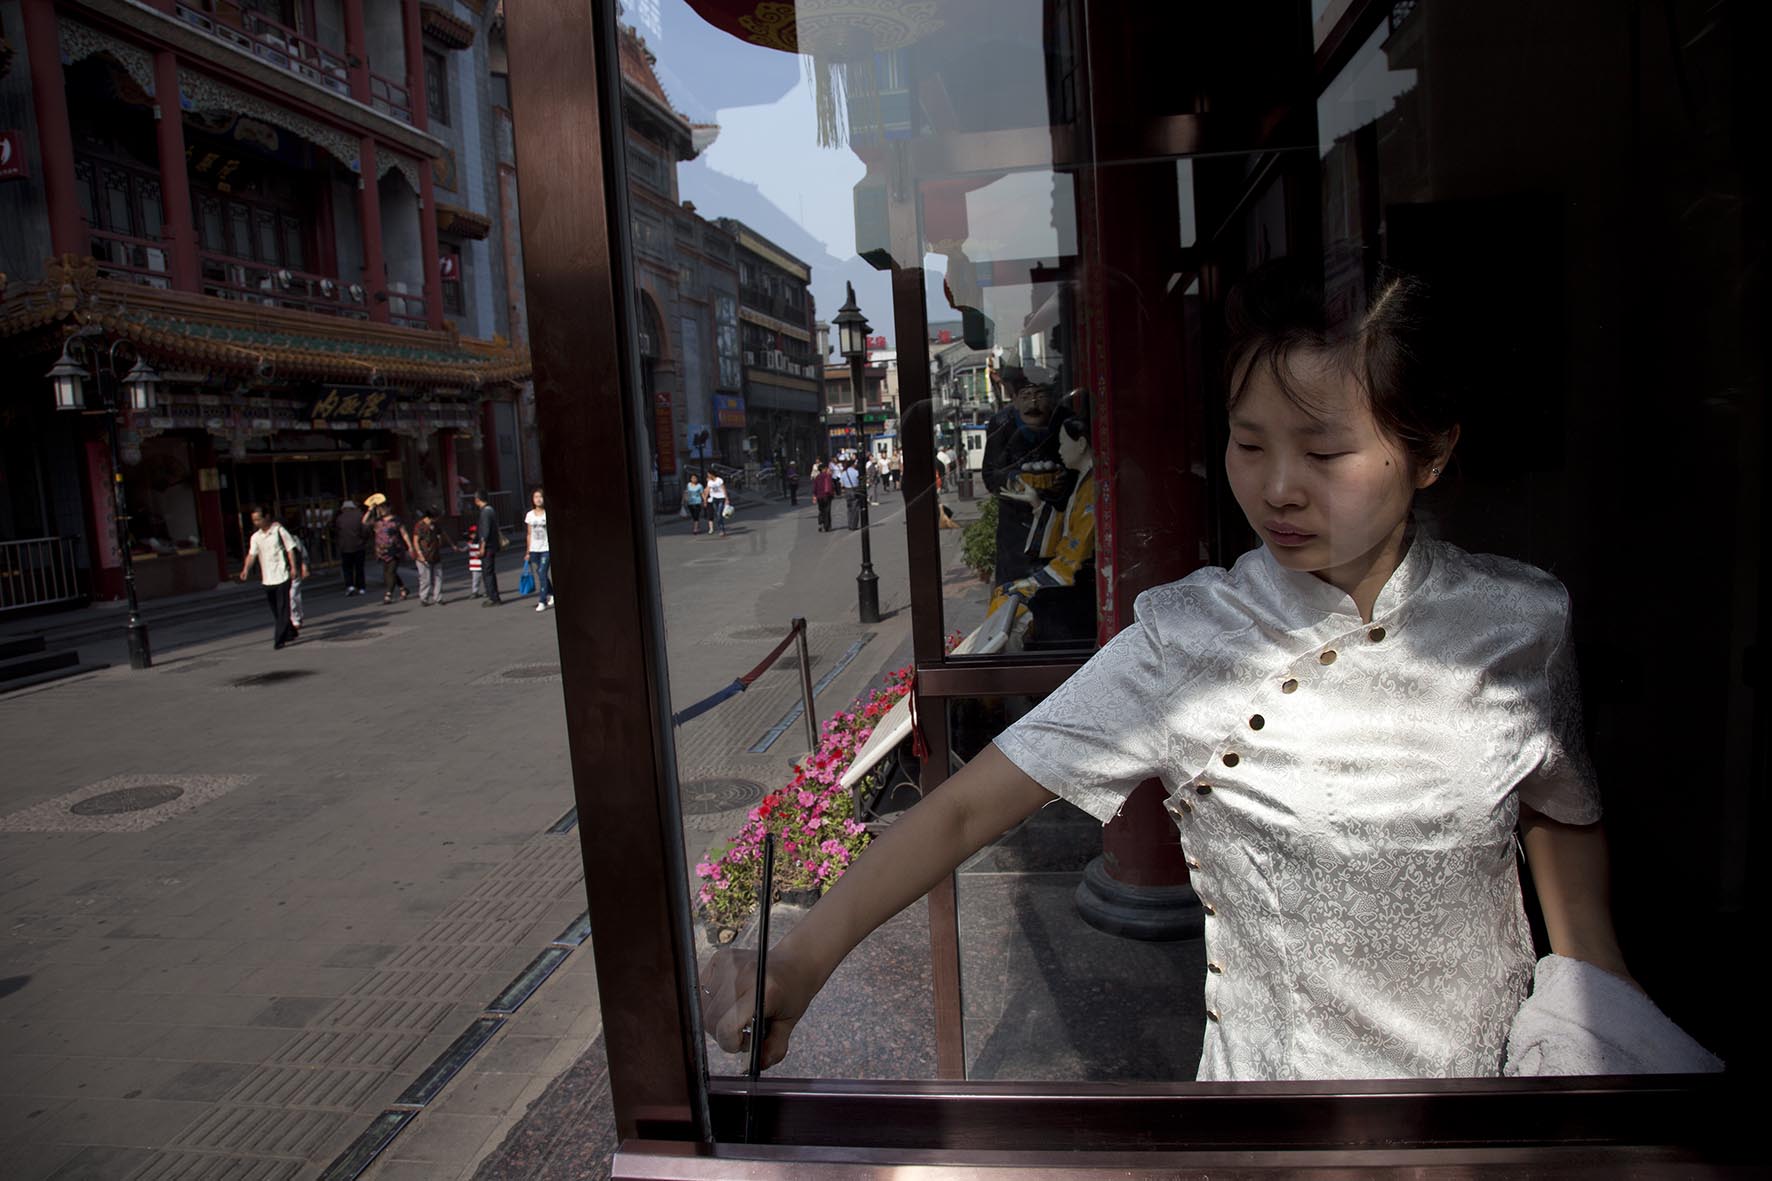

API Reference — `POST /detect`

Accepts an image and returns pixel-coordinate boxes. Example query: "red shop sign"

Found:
[0,130,29,182]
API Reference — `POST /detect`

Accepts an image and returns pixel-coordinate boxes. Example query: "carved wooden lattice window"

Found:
[425,50,450,127]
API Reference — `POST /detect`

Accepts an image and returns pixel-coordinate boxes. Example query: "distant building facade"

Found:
[0,0,530,605]
[715,218,820,476]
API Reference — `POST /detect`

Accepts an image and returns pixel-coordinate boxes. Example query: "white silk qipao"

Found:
[993,538,1601,1082]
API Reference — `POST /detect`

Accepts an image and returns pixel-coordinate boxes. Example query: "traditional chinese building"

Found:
[0,0,529,604]
[715,217,820,474]
[616,21,740,504]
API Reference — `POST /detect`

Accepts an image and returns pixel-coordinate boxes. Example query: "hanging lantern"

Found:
[45,347,88,411]
[123,356,162,412]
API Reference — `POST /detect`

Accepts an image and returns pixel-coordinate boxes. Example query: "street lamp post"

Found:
[45,324,161,669]
[833,282,879,624]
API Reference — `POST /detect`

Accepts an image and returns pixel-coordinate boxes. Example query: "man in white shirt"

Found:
[837,457,863,530]
[239,506,307,650]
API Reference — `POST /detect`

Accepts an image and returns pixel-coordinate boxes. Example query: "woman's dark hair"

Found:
[1224,259,1460,471]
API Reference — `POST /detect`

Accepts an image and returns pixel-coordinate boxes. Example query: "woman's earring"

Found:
[1430,466,1442,476]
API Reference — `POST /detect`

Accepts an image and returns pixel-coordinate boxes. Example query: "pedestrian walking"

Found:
[286,527,307,637]
[888,449,903,491]
[335,498,369,594]
[525,487,553,612]
[412,507,460,605]
[238,505,306,650]
[370,503,414,603]
[785,461,800,506]
[838,456,863,529]
[866,452,883,504]
[466,523,484,596]
[683,472,707,535]
[474,489,504,605]
[706,470,729,537]
[812,459,835,531]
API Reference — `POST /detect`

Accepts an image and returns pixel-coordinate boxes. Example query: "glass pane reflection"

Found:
[637,0,1757,1088]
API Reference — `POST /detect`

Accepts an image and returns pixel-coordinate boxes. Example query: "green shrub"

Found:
[960,496,998,580]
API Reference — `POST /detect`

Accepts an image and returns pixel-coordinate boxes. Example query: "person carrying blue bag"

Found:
[524,487,553,611]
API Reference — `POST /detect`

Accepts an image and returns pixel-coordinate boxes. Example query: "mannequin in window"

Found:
[980,362,1074,586]
[978,388,1096,652]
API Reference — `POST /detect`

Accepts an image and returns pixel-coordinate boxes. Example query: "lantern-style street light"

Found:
[44,325,159,668]
[833,282,879,624]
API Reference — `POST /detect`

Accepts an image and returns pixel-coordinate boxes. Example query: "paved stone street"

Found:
[0,488,930,1180]
[3,486,1205,1180]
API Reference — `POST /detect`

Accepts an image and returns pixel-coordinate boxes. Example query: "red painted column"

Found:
[358,137,389,322]
[193,437,228,580]
[82,428,125,601]
[152,51,200,292]
[479,398,501,493]
[417,165,444,329]
[401,0,428,132]
[343,0,371,104]
[440,430,460,520]
[398,0,441,330]
[1067,7,1204,939]
[21,0,84,259]
[384,466,406,516]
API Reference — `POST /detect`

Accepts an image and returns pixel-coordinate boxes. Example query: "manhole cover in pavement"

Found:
[500,664,562,681]
[680,778,764,815]
[228,669,316,687]
[70,784,186,815]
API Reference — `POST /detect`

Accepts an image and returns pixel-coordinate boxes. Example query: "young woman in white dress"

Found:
[701,267,1633,1082]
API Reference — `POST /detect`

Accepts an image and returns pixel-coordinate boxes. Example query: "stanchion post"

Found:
[793,617,818,754]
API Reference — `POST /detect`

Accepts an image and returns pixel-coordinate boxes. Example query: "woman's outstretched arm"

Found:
[701,741,1055,1067]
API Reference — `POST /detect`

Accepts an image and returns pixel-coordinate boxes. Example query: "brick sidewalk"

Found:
[0,488,935,1179]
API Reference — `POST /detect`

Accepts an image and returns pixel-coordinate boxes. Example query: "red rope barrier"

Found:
[735,618,805,687]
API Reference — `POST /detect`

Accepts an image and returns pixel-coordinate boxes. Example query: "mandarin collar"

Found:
[1253,529,1433,623]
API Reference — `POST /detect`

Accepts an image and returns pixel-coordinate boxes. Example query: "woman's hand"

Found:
[698,944,818,1071]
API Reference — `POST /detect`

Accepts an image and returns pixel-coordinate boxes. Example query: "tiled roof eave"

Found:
[420,2,477,49]
[1,267,530,389]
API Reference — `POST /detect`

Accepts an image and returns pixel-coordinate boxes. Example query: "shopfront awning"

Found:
[0,257,531,389]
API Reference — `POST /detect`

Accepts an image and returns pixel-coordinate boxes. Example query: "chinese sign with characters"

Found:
[309,388,391,421]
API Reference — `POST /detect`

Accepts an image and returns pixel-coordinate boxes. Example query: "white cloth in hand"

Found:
[1504,954,1723,1076]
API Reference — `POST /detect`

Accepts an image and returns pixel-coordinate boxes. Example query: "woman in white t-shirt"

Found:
[524,487,553,611]
[704,472,728,537]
